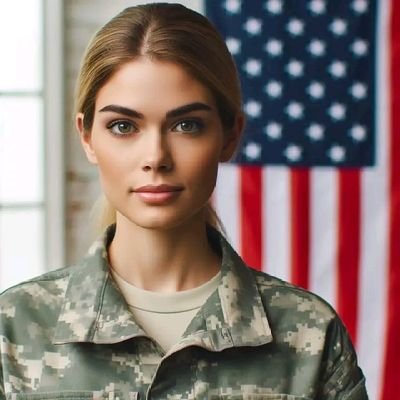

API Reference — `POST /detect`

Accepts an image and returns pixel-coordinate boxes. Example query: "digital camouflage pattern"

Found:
[0,225,368,399]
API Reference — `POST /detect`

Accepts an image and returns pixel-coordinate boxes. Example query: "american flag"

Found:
[207,0,400,398]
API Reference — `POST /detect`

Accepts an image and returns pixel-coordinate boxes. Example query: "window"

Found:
[0,0,64,290]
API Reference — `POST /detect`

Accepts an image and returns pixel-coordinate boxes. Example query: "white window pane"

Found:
[0,208,45,291]
[0,0,42,92]
[0,97,44,203]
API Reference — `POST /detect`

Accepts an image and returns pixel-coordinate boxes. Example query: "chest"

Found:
[4,340,319,400]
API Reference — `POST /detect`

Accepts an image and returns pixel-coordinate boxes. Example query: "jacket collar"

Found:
[53,224,144,344]
[53,225,272,350]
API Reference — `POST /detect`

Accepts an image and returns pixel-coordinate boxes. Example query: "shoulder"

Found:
[250,268,366,393]
[250,267,336,323]
[217,229,336,324]
[0,264,76,297]
[248,267,367,396]
[246,267,347,358]
[0,265,77,327]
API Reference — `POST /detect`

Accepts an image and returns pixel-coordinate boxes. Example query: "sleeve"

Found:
[318,316,369,399]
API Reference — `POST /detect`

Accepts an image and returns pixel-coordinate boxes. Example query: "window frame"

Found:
[43,0,65,269]
[0,0,65,289]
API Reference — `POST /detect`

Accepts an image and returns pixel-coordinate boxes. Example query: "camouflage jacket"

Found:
[0,225,367,400]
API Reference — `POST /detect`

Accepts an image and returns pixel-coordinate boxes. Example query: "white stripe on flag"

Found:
[309,169,337,307]
[263,167,291,281]
[357,1,390,398]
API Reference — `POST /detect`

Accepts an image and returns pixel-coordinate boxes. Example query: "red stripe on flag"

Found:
[290,169,310,289]
[382,0,400,396]
[240,166,263,270]
[336,170,361,343]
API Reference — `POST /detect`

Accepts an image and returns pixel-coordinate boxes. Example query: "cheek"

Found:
[93,144,129,185]
[179,143,221,185]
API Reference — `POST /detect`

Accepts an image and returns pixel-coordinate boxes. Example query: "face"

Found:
[77,58,241,231]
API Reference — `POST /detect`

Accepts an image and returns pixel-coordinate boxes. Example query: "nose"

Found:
[141,130,173,173]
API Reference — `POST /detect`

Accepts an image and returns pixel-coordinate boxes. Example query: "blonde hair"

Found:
[75,3,242,233]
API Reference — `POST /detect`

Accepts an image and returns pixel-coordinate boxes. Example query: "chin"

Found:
[121,206,206,231]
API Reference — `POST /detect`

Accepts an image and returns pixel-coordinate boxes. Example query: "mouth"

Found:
[131,184,184,204]
[132,184,184,193]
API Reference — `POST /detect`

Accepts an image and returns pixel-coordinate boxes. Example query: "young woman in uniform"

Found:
[0,3,368,399]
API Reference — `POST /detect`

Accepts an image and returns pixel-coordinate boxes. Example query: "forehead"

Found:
[95,58,216,111]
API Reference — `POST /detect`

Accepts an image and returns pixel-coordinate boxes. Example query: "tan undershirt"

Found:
[111,270,221,352]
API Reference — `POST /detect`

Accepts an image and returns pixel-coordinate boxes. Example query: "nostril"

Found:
[159,163,171,171]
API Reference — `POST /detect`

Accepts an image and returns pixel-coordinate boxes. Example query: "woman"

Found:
[0,3,367,399]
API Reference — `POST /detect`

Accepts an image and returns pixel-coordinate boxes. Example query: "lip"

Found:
[133,184,183,193]
[132,184,183,205]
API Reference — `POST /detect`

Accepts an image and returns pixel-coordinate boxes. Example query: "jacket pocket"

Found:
[8,391,131,400]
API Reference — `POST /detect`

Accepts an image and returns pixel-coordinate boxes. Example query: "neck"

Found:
[107,213,221,293]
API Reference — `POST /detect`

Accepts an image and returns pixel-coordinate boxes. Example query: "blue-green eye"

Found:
[108,120,135,136]
[173,119,203,133]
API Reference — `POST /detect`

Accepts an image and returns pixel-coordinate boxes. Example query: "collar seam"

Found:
[89,272,112,340]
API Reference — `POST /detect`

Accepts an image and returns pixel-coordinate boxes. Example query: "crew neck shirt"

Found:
[111,270,221,352]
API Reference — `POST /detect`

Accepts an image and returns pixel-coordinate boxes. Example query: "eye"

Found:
[173,119,203,133]
[107,120,136,136]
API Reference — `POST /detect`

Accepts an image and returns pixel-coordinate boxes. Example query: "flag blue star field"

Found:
[206,0,376,166]
[208,0,400,399]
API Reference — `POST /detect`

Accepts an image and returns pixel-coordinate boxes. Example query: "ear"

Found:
[76,113,98,165]
[220,113,245,162]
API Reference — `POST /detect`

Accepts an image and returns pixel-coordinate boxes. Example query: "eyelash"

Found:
[106,118,205,137]
[172,119,204,134]
[107,120,136,136]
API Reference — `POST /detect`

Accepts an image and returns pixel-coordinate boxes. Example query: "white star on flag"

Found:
[351,39,369,56]
[244,100,262,118]
[284,144,303,161]
[328,145,346,162]
[328,103,346,120]
[244,18,263,35]
[226,37,241,55]
[264,81,283,98]
[308,39,326,57]
[352,0,369,14]
[286,102,304,119]
[308,0,326,15]
[243,142,262,160]
[350,124,367,141]
[330,19,348,36]
[265,0,283,14]
[224,0,241,14]
[265,122,283,139]
[307,81,325,99]
[243,59,262,76]
[286,60,304,77]
[287,19,304,36]
[328,61,347,78]
[350,82,367,99]
[265,39,283,56]
[306,123,325,140]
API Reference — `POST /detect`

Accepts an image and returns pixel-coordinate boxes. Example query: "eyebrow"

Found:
[99,105,143,118]
[99,102,212,119]
[166,102,212,118]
